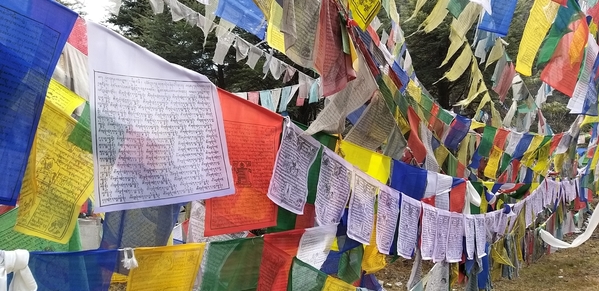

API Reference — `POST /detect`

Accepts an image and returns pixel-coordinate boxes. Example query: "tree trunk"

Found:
[216,65,225,89]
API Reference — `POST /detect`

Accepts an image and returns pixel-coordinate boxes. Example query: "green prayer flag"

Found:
[437,109,455,125]
[201,237,264,291]
[288,257,327,291]
[447,0,469,18]
[338,246,363,283]
[478,126,498,158]
[68,102,92,153]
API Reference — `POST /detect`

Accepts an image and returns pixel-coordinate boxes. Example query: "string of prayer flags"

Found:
[0,0,77,206]
[515,0,560,76]
[14,100,94,244]
[0,208,81,251]
[88,22,235,212]
[204,89,282,236]
[126,244,205,291]
[267,119,320,215]
[478,0,518,36]
[28,249,118,291]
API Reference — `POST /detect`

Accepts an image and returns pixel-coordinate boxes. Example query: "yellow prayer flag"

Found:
[407,80,422,103]
[266,2,286,53]
[470,120,485,130]
[395,109,411,135]
[14,101,93,243]
[521,135,544,166]
[515,0,560,76]
[444,47,473,81]
[422,0,450,33]
[582,115,599,125]
[441,31,465,67]
[349,36,360,72]
[484,146,503,179]
[324,276,356,290]
[435,145,451,166]
[485,38,505,70]
[253,0,274,20]
[490,103,502,128]
[362,221,386,274]
[475,93,492,115]
[450,2,482,39]
[553,153,565,175]
[491,239,514,267]
[331,238,340,252]
[457,135,470,164]
[406,0,428,22]
[126,244,206,291]
[111,273,129,284]
[590,146,599,170]
[46,79,86,115]
[349,0,381,31]
[533,143,551,175]
[339,140,391,184]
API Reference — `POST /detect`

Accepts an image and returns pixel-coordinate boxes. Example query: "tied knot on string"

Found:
[0,250,37,291]
[121,248,138,270]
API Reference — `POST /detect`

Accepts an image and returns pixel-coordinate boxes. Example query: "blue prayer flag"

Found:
[478,0,518,37]
[29,249,118,291]
[0,0,77,205]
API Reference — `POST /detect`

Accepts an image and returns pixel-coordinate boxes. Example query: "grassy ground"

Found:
[376,232,599,291]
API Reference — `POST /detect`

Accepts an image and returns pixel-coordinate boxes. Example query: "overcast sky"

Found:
[83,0,112,23]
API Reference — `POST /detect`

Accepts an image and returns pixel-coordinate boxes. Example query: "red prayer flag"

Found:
[449,180,466,212]
[67,17,88,55]
[204,89,283,236]
[407,107,427,164]
[314,0,356,96]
